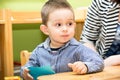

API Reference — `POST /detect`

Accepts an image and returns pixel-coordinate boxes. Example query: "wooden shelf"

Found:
[11,11,42,24]
[12,19,42,24]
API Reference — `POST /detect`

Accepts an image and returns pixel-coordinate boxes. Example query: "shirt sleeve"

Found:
[80,0,102,45]
[78,44,104,73]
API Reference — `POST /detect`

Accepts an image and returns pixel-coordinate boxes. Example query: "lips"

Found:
[61,35,69,37]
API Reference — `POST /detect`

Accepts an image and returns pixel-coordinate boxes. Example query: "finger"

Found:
[68,63,73,68]
[72,63,83,73]
[79,67,87,74]
[27,73,33,80]
[24,69,29,76]
[23,68,31,79]
[25,68,29,72]
[72,62,82,72]
[73,64,80,72]
[76,65,87,74]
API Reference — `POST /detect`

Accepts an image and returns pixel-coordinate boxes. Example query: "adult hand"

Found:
[104,55,120,66]
[68,61,87,74]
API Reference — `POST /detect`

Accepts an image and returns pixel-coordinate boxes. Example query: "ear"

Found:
[40,24,49,35]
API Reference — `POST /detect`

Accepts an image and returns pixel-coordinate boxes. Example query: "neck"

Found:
[50,41,65,48]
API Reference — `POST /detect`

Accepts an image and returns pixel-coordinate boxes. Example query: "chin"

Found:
[63,39,70,43]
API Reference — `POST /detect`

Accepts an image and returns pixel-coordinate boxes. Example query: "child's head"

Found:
[41,0,74,25]
[40,0,76,48]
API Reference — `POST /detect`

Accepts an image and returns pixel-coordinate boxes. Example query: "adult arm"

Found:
[80,0,102,50]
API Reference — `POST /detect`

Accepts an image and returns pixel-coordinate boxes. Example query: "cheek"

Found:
[48,29,58,35]
[70,28,75,33]
[70,29,75,36]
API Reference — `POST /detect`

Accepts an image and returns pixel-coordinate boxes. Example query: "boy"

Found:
[21,0,104,80]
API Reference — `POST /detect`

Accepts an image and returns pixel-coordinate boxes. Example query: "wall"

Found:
[0,0,92,10]
[0,0,92,63]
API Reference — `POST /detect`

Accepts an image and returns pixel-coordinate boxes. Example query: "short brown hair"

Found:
[41,0,74,25]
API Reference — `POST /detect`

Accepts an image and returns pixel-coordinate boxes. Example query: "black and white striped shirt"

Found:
[81,0,120,58]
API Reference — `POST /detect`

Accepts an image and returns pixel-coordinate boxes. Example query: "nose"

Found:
[62,26,67,32]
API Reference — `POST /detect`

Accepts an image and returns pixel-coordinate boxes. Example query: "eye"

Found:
[56,23,62,27]
[67,22,73,26]
[69,22,72,26]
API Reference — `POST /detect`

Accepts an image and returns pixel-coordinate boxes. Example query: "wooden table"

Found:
[38,66,120,80]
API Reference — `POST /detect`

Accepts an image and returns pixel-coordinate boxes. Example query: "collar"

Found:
[37,37,80,51]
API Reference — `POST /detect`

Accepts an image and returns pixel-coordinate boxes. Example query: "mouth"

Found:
[61,35,69,37]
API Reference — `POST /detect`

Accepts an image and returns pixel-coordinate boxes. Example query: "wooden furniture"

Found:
[38,66,120,80]
[74,7,87,40]
[0,9,13,80]
[4,76,21,80]
[20,50,31,66]
[0,7,87,78]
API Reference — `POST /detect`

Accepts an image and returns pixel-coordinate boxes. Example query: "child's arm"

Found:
[68,61,88,74]
[83,42,97,52]
[74,44,104,73]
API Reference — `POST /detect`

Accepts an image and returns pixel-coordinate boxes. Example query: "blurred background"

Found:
[0,0,92,11]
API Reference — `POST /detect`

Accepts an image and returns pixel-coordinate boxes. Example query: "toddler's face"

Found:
[46,8,76,47]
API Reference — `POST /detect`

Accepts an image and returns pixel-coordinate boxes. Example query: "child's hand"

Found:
[22,67,33,80]
[68,61,87,74]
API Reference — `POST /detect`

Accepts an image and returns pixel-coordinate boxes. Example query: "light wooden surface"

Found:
[20,50,31,66]
[38,66,120,80]
[11,11,42,24]
[4,76,21,80]
[0,7,87,78]
[0,9,14,79]
[0,24,4,80]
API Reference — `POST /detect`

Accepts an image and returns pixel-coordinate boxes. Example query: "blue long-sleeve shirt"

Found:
[21,38,104,76]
